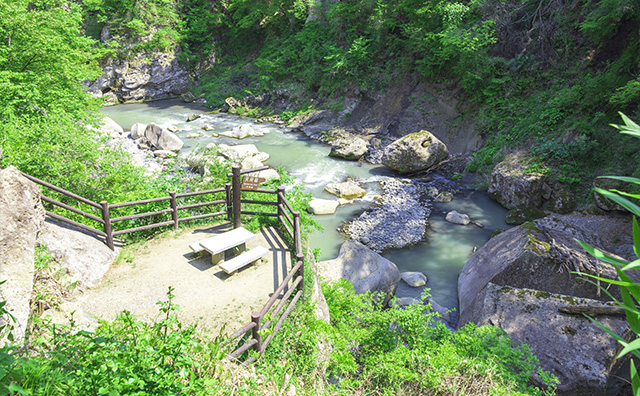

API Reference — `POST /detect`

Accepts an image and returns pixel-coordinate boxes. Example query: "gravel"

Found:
[343,178,431,252]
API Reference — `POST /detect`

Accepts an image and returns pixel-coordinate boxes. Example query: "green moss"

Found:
[562,326,577,336]
[524,235,551,255]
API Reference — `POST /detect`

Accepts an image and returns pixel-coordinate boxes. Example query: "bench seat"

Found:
[219,246,270,274]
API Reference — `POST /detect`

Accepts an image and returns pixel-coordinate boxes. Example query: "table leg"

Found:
[211,252,224,265]
[235,243,246,255]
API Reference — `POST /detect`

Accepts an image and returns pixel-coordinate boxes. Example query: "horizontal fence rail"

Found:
[21,164,305,365]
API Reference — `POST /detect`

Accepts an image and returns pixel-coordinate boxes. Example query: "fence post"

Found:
[296,254,305,295]
[101,201,114,251]
[293,211,304,295]
[277,186,285,226]
[251,312,262,354]
[170,191,178,230]
[232,165,242,229]
[225,183,232,221]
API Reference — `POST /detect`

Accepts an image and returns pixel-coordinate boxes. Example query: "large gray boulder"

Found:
[37,219,118,289]
[144,123,184,152]
[98,116,124,137]
[381,130,448,173]
[327,131,368,160]
[317,240,401,303]
[458,213,637,395]
[467,283,628,396]
[0,167,45,342]
[488,153,547,209]
[308,198,339,215]
[217,144,261,162]
[130,122,146,139]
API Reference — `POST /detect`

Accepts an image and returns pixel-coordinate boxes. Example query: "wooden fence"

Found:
[20,165,305,365]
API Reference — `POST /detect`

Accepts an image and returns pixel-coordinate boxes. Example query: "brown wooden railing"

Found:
[21,164,305,365]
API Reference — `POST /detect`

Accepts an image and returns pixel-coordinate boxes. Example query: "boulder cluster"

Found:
[343,179,430,252]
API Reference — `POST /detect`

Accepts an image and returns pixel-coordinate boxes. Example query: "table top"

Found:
[198,227,257,255]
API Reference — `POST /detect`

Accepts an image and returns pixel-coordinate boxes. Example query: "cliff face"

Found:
[88,48,190,104]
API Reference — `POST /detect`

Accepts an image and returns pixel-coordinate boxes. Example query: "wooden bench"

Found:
[190,227,257,265]
[219,245,269,274]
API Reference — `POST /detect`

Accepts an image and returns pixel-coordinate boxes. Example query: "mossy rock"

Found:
[505,207,546,225]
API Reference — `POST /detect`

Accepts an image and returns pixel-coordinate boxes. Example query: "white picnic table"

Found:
[189,227,269,274]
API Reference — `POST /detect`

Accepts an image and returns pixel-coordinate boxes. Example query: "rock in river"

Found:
[318,240,401,304]
[324,180,366,200]
[381,130,448,173]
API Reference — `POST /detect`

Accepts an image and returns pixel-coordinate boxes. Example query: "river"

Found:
[101,100,509,318]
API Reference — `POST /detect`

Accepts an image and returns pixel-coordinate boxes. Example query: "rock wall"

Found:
[0,167,45,342]
[89,49,190,103]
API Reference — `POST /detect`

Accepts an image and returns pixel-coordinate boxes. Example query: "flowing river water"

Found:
[101,100,509,317]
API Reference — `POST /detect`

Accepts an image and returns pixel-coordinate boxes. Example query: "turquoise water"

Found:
[102,100,508,312]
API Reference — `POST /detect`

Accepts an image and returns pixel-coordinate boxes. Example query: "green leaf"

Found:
[595,188,640,218]
[618,336,640,358]
[575,240,629,267]
[634,217,640,260]
[600,176,640,186]
[631,360,640,393]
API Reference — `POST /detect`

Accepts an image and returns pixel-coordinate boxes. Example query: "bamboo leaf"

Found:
[575,240,629,267]
[621,258,640,271]
[595,188,640,217]
[634,217,640,259]
[618,337,640,358]
[600,175,640,185]
[631,360,640,393]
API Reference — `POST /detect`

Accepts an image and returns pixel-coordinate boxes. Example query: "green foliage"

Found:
[576,114,640,395]
[259,279,557,395]
[0,288,229,395]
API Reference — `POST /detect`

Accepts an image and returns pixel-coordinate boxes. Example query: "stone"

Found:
[308,198,339,215]
[317,240,401,304]
[241,156,264,170]
[187,113,201,122]
[219,124,264,140]
[550,187,577,214]
[594,178,626,212]
[144,123,184,152]
[130,123,146,139]
[457,215,631,328]
[429,300,452,324]
[186,133,203,139]
[37,218,118,289]
[0,167,45,342]
[445,211,470,225]
[327,132,368,160]
[202,124,215,131]
[488,153,546,209]
[392,297,422,307]
[98,116,123,137]
[381,130,449,173]
[464,283,627,395]
[505,207,546,225]
[217,144,260,162]
[324,181,366,200]
[400,271,427,287]
[152,150,176,158]
[433,191,453,203]
[222,97,243,113]
[181,92,197,103]
[343,179,429,252]
[249,168,280,182]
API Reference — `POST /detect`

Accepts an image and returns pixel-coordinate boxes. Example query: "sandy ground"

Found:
[49,223,293,337]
